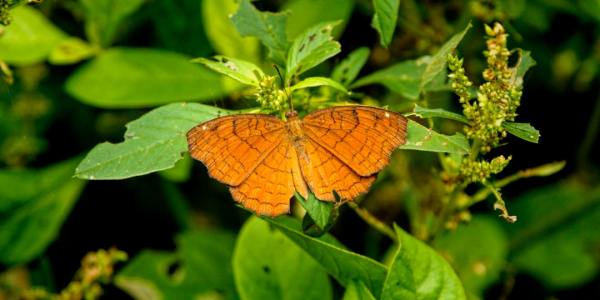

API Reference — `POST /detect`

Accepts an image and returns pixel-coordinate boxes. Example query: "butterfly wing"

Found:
[295,137,376,201]
[301,106,407,177]
[187,114,286,186]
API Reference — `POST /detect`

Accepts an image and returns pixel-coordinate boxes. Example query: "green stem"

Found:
[347,202,397,242]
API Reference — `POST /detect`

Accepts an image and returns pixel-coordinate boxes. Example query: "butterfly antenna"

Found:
[273,65,293,113]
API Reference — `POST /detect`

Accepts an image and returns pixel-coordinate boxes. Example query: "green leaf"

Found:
[513,50,536,87]
[75,103,230,180]
[295,191,335,235]
[116,230,238,300]
[351,58,426,100]
[282,0,354,39]
[433,216,508,298]
[0,6,67,65]
[290,77,348,93]
[231,0,289,64]
[502,122,540,143]
[48,37,97,65]
[193,55,265,87]
[410,104,469,124]
[202,0,260,63]
[382,225,466,300]
[508,184,600,289]
[233,217,332,300]
[80,0,145,47]
[342,280,376,300]
[0,157,85,265]
[400,120,470,154]
[267,218,387,298]
[420,23,472,90]
[159,154,193,182]
[371,0,400,47]
[66,48,229,108]
[331,47,370,87]
[286,21,342,82]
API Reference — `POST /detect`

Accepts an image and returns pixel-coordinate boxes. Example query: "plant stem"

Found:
[347,202,397,242]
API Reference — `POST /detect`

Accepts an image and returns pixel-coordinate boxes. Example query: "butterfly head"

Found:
[285,110,298,119]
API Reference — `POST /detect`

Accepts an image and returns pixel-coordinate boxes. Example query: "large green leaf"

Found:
[75,103,230,180]
[267,218,387,298]
[410,104,469,124]
[80,0,145,47]
[381,225,466,300]
[282,0,353,39]
[286,21,342,82]
[0,6,67,65]
[371,0,400,47]
[0,157,85,265]
[351,58,425,100]
[508,184,600,289]
[202,0,260,63]
[331,47,370,87]
[231,0,289,64]
[65,48,229,108]
[116,230,238,300]
[401,120,470,154]
[233,217,332,300]
[434,216,508,298]
[420,23,471,90]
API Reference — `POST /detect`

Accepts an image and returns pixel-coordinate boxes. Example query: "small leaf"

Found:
[286,21,342,82]
[66,48,230,108]
[75,103,230,180]
[381,225,466,300]
[351,58,426,100]
[291,76,348,93]
[343,280,376,300]
[202,0,260,63]
[0,6,67,65]
[0,157,85,265]
[421,23,472,90]
[231,0,289,64]
[411,104,470,124]
[513,50,536,85]
[116,230,238,300]
[502,122,540,143]
[295,191,336,235]
[282,0,354,39]
[371,0,400,47]
[81,0,145,47]
[193,55,265,87]
[433,216,508,298]
[49,37,97,65]
[233,217,332,300]
[400,120,470,154]
[331,47,370,87]
[267,218,387,298]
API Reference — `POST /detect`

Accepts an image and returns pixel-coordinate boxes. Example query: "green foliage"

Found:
[80,0,145,47]
[371,0,400,47]
[343,280,377,300]
[116,230,238,299]
[331,47,370,87]
[0,157,84,264]
[75,103,229,180]
[0,6,67,65]
[233,217,332,300]
[381,226,466,300]
[282,0,353,39]
[66,48,230,108]
[400,120,470,154]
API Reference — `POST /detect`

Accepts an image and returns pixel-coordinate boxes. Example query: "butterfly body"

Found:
[187,106,407,217]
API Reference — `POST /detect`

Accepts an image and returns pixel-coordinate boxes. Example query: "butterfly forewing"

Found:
[301,106,408,177]
[187,114,286,186]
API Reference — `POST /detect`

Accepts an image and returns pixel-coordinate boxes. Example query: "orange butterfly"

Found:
[187,106,408,217]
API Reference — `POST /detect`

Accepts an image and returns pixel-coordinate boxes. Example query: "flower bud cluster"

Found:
[255,75,287,112]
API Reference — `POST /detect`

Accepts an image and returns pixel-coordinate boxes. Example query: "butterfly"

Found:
[187,105,408,217]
